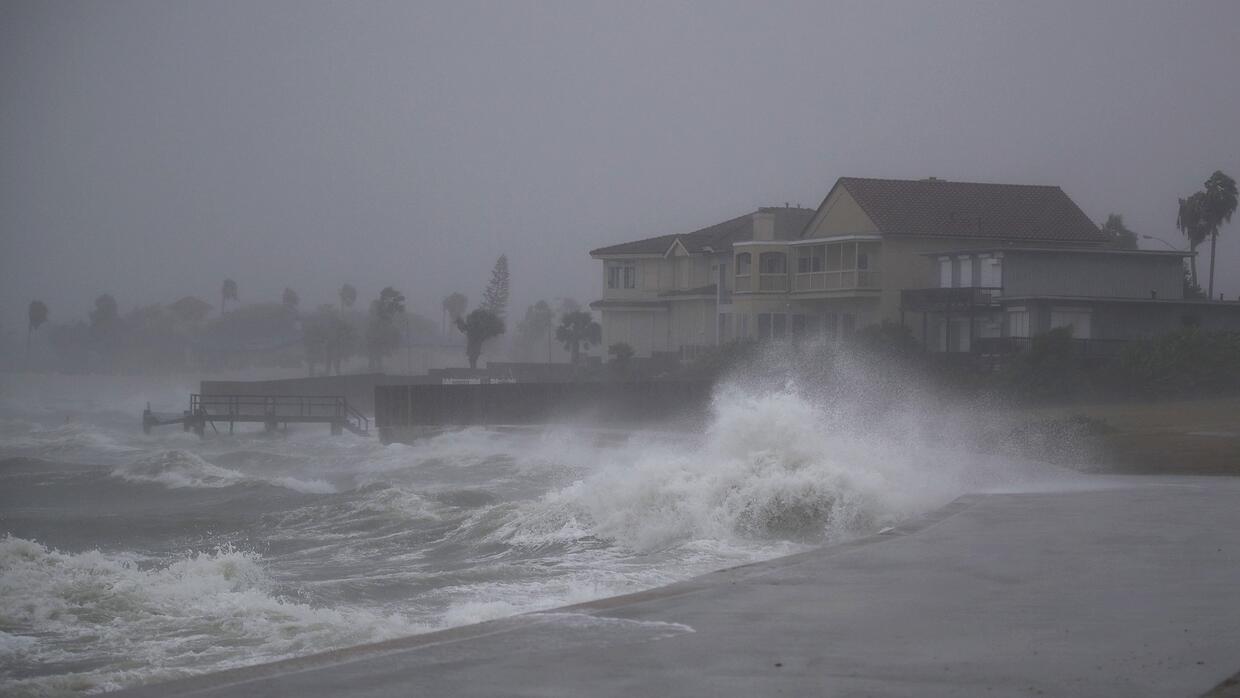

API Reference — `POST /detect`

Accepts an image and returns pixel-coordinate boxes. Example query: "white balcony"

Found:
[792,270,881,292]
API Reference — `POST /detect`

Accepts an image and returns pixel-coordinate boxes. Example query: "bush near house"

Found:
[1000,326,1087,401]
[1105,328,1240,398]
[673,324,1240,403]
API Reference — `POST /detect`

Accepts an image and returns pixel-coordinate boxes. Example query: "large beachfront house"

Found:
[589,205,816,358]
[590,177,1240,358]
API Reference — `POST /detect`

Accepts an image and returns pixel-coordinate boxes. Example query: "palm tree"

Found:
[455,308,504,369]
[26,300,48,370]
[555,311,601,366]
[1201,171,1237,299]
[339,283,357,312]
[366,287,406,370]
[441,292,467,334]
[1176,193,1209,289]
[221,278,238,314]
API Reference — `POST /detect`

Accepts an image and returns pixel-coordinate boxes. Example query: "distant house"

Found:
[591,177,1240,358]
[589,206,815,358]
[901,246,1232,354]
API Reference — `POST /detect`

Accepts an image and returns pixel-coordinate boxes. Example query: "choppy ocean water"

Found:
[0,372,1052,695]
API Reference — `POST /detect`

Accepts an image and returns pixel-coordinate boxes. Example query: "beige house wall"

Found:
[600,309,670,356]
[667,299,715,349]
[875,238,998,321]
[599,253,710,302]
[803,188,879,238]
[733,242,793,294]
[595,246,732,357]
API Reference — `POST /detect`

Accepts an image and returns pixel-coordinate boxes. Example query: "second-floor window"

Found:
[980,256,1002,287]
[797,246,825,273]
[958,257,974,287]
[607,262,636,289]
[736,253,751,276]
[759,252,786,274]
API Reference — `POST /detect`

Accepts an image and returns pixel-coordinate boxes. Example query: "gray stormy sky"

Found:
[2,0,1239,333]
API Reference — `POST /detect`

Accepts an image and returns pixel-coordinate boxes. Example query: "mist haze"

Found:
[4,0,1239,335]
[5,3,1240,696]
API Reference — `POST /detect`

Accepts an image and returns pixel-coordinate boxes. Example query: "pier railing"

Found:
[145,394,369,436]
[190,393,369,433]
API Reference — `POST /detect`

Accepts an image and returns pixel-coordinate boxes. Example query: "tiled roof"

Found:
[591,206,815,257]
[831,177,1106,244]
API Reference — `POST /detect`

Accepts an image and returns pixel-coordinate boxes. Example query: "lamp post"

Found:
[405,312,413,376]
[1141,234,1181,251]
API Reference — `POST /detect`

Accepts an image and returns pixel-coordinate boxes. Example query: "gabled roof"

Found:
[590,206,816,257]
[813,177,1106,244]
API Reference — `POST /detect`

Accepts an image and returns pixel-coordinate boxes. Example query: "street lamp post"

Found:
[1141,234,1181,251]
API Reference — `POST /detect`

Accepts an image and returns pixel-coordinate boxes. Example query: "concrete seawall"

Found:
[113,475,1240,697]
[374,381,714,443]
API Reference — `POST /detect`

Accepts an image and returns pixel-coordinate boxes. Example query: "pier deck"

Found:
[143,393,369,436]
[114,475,1240,697]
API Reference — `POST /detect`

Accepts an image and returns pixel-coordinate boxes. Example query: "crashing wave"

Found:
[498,384,1001,552]
[0,535,423,696]
[111,450,334,493]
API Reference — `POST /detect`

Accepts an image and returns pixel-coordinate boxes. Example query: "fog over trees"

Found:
[2,2,1239,369]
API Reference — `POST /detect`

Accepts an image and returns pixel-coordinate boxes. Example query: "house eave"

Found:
[998,295,1236,306]
[923,247,1193,258]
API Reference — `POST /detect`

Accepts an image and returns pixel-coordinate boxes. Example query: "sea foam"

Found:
[0,535,423,696]
[111,449,335,493]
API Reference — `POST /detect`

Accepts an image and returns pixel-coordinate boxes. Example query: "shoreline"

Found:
[109,494,986,697]
[112,476,1240,697]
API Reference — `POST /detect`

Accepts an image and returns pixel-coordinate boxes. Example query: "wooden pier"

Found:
[143,394,369,437]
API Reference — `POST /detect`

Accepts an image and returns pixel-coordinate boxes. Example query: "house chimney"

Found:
[752,211,776,241]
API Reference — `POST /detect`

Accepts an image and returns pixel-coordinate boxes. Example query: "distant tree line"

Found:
[17,256,597,375]
[20,282,443,375]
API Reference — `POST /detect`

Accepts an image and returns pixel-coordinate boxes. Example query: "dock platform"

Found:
[142,393,369,437]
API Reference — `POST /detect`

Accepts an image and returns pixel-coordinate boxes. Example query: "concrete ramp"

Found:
[115,477,1240,697]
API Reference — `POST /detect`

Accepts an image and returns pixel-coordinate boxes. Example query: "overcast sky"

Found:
[3,0,1239,333]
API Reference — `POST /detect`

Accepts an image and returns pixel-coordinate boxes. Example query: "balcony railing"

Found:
[792,270,881,291]
[900,287,1002,312]
[972,337,1131,359]
[735,271,881,294]
[757,274,787,292]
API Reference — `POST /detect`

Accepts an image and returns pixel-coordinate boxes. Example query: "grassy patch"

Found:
[1022,397,1240,475]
